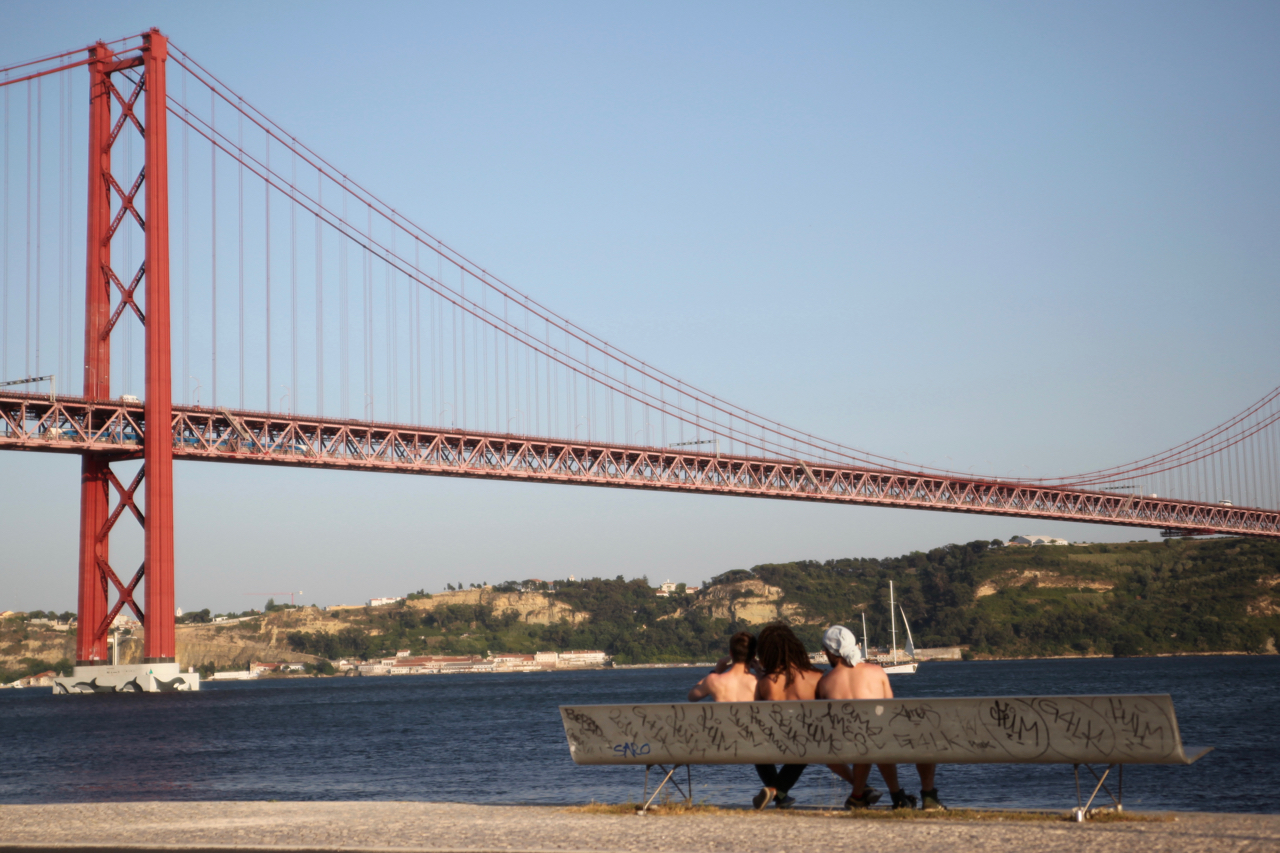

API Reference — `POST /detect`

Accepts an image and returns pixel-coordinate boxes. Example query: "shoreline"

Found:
[12,651,1271,688]
[221,651,1277,682]
[963,649,1277,662]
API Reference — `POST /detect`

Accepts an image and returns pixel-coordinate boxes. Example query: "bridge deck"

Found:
[3,391,1277,538]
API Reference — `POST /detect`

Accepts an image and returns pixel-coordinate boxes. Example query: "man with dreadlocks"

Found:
[750,623,823,809]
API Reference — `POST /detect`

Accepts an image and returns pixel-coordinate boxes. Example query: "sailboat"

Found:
[882,580,919,674]
[861,612,869,661]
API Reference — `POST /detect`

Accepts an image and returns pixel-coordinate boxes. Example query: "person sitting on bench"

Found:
[816,624,946,810]
[751,623,823,809]
[687,631,759,703]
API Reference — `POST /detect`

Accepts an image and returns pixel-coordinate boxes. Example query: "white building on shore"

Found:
[557,650,609,667]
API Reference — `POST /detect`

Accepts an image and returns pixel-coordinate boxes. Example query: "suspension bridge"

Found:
[1,31,1278,690]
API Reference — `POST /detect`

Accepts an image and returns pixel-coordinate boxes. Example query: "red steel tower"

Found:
[73,29,181,684]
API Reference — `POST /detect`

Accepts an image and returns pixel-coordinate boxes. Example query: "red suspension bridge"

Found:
[1,31,1278,686]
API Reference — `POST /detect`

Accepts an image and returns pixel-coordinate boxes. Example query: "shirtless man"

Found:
[751,623,823,810]
[688,631,759,703]
[816,624,945,810]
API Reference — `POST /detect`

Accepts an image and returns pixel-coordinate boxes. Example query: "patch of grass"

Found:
[816,807,1160,823]
[1079,809,1168,823]
[566,801,722,816]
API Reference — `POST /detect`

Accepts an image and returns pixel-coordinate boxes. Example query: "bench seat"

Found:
[560,694,1211,767]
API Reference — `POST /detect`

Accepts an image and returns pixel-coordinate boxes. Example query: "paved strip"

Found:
[2,802,1279,853]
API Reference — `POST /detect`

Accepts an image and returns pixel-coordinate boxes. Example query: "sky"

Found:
[1,1,1278,613]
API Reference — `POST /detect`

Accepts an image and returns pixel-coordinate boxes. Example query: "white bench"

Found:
[560,694,1211,818]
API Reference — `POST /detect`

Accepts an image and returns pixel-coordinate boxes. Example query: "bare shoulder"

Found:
[816,665,855,700]
[756,671,784,700]
[815,667,836,698]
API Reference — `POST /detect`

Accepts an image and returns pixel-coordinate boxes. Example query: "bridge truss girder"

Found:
[2,392,1276,540]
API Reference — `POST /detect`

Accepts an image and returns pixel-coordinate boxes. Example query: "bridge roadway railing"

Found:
[3,391,1277,538]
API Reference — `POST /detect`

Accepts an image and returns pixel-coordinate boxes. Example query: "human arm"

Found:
[688,674,714,702]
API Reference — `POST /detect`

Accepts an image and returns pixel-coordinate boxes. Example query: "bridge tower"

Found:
[64,29,191,692]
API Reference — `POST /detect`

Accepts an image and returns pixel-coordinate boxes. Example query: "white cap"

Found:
[822,625,862,666]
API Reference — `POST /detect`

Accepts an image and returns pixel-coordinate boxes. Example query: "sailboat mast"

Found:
[861,611,869,659]
[890,581,898,664]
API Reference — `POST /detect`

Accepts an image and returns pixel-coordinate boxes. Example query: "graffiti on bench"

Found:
[560,694,1202,766]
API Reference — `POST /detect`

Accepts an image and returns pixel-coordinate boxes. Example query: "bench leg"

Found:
[1072,763,1123,821]
[637,764,690,814]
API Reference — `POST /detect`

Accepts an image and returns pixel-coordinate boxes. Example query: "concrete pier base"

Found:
[50,662,199,693]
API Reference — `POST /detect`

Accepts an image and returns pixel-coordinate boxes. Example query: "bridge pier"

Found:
[52,663,199,694]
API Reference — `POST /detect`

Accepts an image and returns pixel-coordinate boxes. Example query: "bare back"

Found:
[816,660,893,701]
[689,663,758,702]
[756,667,823,701]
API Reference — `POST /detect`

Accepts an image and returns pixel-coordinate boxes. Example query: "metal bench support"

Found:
[1072,763,1123,821]
[638,764,692,814]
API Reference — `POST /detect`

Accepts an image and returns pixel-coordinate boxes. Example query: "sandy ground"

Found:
[2,802,1279,853]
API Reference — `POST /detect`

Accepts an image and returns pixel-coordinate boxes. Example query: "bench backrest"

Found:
[560,695,1210,766]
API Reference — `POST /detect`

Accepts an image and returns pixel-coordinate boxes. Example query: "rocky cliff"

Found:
[672,579,818,625]
[405,589,589,626]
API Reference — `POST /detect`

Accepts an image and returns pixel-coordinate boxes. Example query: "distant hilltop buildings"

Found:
[656,580,701,597]
[1009,535,1072,547]
[329,578,710,606]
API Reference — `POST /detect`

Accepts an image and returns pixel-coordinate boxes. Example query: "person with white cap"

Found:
[816,624,945,811]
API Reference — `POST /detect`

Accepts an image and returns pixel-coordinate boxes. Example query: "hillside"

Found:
[280,537,1280,663]
[738,537,1279,658]
[5,537,1278,678]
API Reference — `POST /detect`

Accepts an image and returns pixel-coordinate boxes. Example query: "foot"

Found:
[774,793,797,809]
[890,789,918,810]
[920,788,947,811]
[752,787,776,810]
[844,786,882,809]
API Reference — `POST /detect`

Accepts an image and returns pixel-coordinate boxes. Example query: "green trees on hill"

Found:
[8,537,1276,676]
[279,537,1279,664]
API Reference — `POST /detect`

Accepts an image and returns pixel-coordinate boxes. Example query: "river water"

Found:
[2,656,1276,812]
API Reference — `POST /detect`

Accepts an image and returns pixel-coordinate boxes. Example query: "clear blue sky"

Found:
[2,1,1278,613]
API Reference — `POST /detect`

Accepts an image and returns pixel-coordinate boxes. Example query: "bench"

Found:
[559,694,1211,819]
